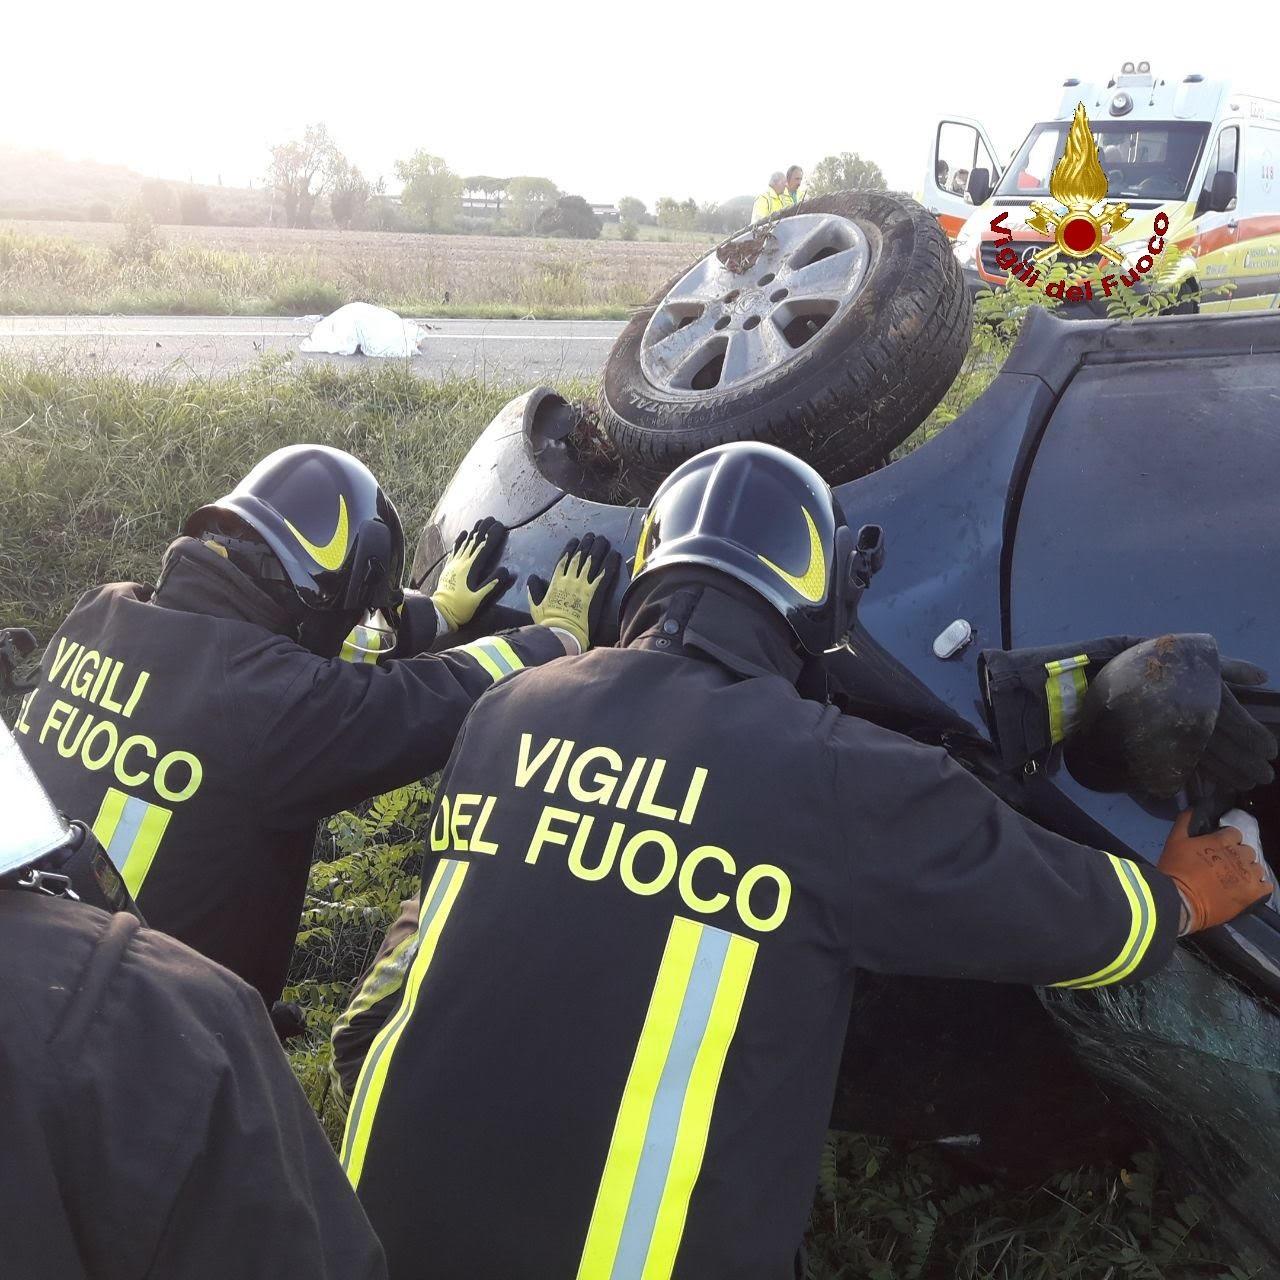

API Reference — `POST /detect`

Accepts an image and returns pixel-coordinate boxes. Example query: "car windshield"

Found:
[995,120,1209,201]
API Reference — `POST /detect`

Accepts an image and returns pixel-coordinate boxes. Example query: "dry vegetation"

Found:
[0,219,701,318]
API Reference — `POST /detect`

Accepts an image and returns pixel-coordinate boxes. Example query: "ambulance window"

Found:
[935,123,997,201]
[1019,130,1060,192]
[1212,126,1240,176]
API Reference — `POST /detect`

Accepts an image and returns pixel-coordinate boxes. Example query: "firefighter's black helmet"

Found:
[185,445,404,654]
[623,442,882,654]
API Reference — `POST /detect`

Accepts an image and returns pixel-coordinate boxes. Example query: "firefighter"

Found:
[752,171,787,223]
[13,443,618,1007]
[331,442,1274,1280]
[0,721,387,1280]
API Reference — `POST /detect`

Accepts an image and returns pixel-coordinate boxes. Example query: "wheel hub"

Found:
[639,213,871,396]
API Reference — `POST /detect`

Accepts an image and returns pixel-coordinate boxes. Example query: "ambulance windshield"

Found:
[996,121,1210,202]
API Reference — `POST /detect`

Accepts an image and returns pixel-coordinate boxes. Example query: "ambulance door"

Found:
[1193,124,1241,313]
[926,118,1001,238]
[1228,123,1280,312]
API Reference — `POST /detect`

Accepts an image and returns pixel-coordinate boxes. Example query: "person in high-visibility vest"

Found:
[751,172,786,223]
[782,164,805,207]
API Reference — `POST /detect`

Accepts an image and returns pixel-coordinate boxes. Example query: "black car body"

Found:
[413,308,1280,1257]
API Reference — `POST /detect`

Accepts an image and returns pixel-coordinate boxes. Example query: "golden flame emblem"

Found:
[1028,103,1133,267]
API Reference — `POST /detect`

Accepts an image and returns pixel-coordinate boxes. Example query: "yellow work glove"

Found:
[527,533,622,652]
[431,518,513,632]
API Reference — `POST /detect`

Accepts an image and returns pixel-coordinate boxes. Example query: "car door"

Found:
[1228,122,1280,312]
[1194,123,1241,313]
[924,117,1001,238]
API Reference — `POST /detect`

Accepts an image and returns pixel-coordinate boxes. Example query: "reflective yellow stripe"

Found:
[337,931,417,1030]
[328,928,419,1108]
[643,932,756,1280]
[122,804,172,897]
[1051,853,1159,989]
[340,858,468,1187]
[340,623,391,665]
[91,787,128,850]
[577,917,757,1280]
[91,786,172,897]
[455,636,525,685]
[488,636,523,673]
[1044,654,1089,744]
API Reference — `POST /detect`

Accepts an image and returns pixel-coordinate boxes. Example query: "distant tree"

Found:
[618,196,647,224]
[715,194,755,232]
[619,220,639,241]
[655,196,681,228]
[535,195,602,239]
[395,151,463,232]
[505,176,560,234]
[178,187,213,225]
[657,197,699,231]
[807,152,888,196]
[695,201,724,233]
[266,123,341,228]
[463,175,509,213]
[329,158,372,229]
[367,191,401,232]
[139,180,179,224]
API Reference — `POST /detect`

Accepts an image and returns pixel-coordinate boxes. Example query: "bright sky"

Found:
[4,1,1278,208]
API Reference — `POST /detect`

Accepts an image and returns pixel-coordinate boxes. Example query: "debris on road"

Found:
[299,302,428,358]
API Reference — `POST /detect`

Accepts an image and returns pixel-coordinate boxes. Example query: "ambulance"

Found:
[925,63,1280,312]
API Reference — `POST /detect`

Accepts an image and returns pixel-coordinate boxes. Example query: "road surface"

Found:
[0,315,628,382]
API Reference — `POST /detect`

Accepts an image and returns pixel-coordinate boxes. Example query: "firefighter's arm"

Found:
[331,894,421,1107]
[253,623,567,827]
[979,635,1144,768]
[833,716,1183,988]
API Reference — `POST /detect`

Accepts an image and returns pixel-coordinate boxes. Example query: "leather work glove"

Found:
[527,533,621,652]
[431,518,513,632]
[1158,809,1275,934]
[1195,657,1278,794]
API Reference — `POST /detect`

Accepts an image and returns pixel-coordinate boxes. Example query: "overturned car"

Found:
[412,195,1280,1260]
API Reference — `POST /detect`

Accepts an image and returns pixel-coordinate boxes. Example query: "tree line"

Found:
[263,124,890,239]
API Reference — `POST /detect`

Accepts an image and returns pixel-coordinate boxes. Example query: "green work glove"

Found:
[432,517,513,631]
[527,533,621,652]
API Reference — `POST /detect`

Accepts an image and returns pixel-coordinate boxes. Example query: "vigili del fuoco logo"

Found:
[990,102,1170,301]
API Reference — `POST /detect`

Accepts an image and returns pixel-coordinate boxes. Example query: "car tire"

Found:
[600,191,972,486]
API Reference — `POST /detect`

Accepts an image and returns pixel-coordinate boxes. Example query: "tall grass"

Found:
[0,357,521,638]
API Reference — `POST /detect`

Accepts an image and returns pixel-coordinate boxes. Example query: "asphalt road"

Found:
[0,315,628,382]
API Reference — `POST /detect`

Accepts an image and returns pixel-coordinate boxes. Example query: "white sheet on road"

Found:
[299,302,428,358]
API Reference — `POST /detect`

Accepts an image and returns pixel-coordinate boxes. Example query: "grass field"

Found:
[0,219,707,319]
[0,332,1264,1277]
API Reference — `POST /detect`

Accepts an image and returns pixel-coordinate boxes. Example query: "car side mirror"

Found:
[967,168,992,206]
[1210,170,1237,213]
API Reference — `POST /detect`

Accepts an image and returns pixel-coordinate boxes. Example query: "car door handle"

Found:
[1227,219,1240,230]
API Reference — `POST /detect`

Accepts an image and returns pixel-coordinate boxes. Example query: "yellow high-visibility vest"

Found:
[751,188,785,223]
